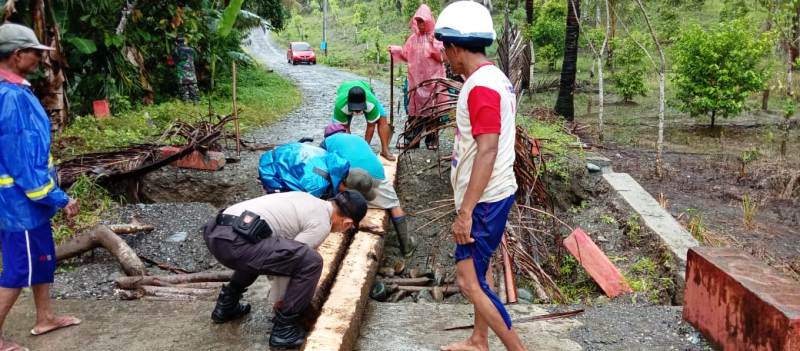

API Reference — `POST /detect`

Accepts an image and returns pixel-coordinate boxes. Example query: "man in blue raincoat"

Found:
[0,23,81,351]
[258,142,378,202]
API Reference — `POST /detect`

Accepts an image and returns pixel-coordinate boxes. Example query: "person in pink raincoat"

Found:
[388,4,446,150]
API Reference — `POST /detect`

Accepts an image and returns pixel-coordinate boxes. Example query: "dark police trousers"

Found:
[202,217,323,315]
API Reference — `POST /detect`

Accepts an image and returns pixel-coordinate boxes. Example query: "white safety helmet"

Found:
[434,1,496,48]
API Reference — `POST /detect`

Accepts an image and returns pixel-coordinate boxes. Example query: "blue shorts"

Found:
[0,222,56,288]
[454,194,516,329]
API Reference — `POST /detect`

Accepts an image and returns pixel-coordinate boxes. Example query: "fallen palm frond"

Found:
[397,78,461,153]
[57,113,237,187]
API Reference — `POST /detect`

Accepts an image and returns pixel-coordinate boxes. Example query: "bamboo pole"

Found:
[501,237,518,304]
[232,62,241,157]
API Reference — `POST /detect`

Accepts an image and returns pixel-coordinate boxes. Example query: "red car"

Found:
[287,42,316,65]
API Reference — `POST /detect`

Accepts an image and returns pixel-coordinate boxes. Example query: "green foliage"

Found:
[719,0,749,21]
[613,32,649,102]
[625,256,674,303]
[554,254,601,303]
[784,101,796,120]
[519,116,579,181]
[686,208,706,243]
[51,175,117,244]
[6,1,277,115]
[403,0,422,19]
[528,0,566,70]
[220,0,246,38]
[624,215,642,245]
[600,214,616,225]
[671,20,773,125]
[56,67,300,156]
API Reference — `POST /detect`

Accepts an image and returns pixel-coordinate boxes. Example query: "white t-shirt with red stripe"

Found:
[451,63,517,209]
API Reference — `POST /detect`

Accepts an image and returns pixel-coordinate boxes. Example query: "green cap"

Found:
[0,23,54,54]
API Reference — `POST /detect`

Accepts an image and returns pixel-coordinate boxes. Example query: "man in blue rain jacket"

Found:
[0,23,81,351]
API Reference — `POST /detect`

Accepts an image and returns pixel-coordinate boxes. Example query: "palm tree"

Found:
[555,0,580,121]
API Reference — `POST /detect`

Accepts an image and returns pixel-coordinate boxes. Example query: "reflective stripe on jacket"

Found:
[0,79,69,231]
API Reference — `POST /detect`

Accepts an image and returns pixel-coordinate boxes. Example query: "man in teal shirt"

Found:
[322,124,415,256]
[332,80,396,161]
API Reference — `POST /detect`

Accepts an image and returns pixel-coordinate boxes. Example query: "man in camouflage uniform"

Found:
[174,36,199,103]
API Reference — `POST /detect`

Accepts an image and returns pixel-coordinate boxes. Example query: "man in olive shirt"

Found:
[203,190,367,348]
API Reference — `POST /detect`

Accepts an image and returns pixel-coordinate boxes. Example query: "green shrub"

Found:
[672,20,773,126]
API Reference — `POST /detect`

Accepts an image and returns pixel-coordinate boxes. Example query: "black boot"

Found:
[211,284,251,323]
[269,311,306,348]
[392,216,417,257]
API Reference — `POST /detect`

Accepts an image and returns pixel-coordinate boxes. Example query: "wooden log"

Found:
[173,282,225,289]
[303,232,384,351]
[139,285,216,297]
[115,289,144,300]
[114,271,233,289]
[56,225,146,276]
[142,294,196,302]
[379,277,432,286]
[108,223,154,234]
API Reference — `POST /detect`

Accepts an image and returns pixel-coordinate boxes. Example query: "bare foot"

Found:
[440,338,488,351]
[30,315,81,336]
[380,151,396,161]
[0,337,29,351]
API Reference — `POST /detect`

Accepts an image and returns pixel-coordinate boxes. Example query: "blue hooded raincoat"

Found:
[258,143,349,199]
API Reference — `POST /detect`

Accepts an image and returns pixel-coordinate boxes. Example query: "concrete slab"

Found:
[355,303,583,351]
[602,172,699,279]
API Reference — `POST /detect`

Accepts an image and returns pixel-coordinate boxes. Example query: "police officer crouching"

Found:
[203,190,367,348]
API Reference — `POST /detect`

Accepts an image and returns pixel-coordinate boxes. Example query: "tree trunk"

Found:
[634,0,667,178]
[711,110,716,127]
[792,4,800,74]
[32,0,70,130]
[56,225,146,276]
[762,88,770,111]
[656,73,665,178]
[606,1,616,69]
[524,0,534,91]
[555,0,580,121]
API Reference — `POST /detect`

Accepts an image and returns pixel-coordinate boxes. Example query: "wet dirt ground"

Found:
[597,130,800,281]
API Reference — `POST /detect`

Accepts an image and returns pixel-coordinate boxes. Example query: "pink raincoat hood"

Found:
[411,4,436,35]
[390,4,446,117]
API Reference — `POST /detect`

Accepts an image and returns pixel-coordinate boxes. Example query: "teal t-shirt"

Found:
[322,133,386,180]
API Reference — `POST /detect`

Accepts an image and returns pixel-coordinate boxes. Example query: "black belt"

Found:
[216,213,240,227]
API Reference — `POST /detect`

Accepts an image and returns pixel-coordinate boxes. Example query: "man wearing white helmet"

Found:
[435,2,526,351]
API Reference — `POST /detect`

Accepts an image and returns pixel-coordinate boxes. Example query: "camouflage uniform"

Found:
[175,39,199,103]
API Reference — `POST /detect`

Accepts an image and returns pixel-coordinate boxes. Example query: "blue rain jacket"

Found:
[0,79,69,232]
[258,143,350,199]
